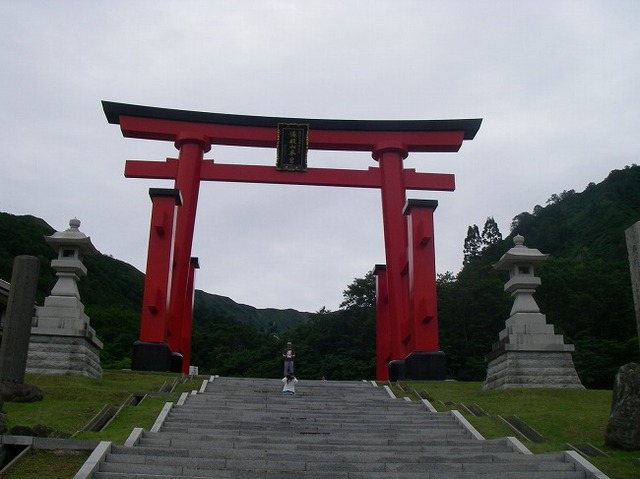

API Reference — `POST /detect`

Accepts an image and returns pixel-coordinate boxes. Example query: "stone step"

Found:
[159,419,464,433]
[95,473,585,479]
[181,397,410,415]
[166,405,444,415]
[165,407,456,419]
[164,409,448,421]
[157,427,468,440]
[162,420,459,429]
[110,443,553,462]
[148,422,469,440]
[167,403,437,413]
[97,452,582,477]
[128,439,509,456]
[137,435,473,451]
[160,413,466,434]
[138,427,488,443]
[100,459,584,479]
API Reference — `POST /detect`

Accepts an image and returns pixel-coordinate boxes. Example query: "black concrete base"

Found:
[388,360,405,382]
[388,351,447,381]
[170,352,184,373]
[131,341,172,371]
[404,351,446,380]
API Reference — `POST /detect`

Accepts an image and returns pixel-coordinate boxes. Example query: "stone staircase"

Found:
[77,377,608,478]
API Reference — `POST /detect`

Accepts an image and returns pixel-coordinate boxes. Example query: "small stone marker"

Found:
[625,220,640,352]
[605,362,640,450]
[0,255,43,402]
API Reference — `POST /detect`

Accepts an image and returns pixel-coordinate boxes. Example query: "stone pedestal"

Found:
[484,313,583,390]
[485,349,583,390]
[27,296,103,377]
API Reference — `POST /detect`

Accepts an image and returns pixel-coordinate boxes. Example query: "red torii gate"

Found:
[102,101,481,379]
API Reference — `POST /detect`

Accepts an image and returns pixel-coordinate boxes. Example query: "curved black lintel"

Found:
[102,101,482,140]
[403,199,439,214]
[148,188,183,206]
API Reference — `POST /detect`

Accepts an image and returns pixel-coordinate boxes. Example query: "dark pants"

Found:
[284,360,294,375]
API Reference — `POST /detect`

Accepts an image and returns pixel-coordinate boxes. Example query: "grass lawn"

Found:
[4,370,202,436]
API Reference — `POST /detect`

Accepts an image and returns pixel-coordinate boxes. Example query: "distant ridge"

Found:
[194,289,309,330]
[0,211,309,332]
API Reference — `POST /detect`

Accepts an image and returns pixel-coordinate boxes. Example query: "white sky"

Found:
[1,1,639,312]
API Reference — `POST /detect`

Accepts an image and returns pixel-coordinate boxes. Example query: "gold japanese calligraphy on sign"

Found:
[276,123,309,171]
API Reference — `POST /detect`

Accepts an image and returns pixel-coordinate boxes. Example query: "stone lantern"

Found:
[46,218,98,299]
[497,234,548,316]
[28,219,103,378]
[483,235,583,390]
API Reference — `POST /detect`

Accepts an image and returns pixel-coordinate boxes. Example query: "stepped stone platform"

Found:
[76,377,608,479]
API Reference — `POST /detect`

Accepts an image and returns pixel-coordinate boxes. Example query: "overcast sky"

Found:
[1,1,639,312]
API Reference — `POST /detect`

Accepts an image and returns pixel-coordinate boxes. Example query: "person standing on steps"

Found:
[282,341,296,375]
[282,372,298,396]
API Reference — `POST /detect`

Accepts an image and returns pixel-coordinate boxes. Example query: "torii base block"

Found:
[132,341,172,372]
[405,351,446,380]
[388,352,446,381]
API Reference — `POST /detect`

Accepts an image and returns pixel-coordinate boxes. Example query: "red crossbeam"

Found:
[124,159,456,191]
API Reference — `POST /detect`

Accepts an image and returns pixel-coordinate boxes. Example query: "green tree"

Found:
[437,256,511,380]
[463,224,481,265]
[480,216,502,249]
[340,270,375,309]
[86,305,140,369]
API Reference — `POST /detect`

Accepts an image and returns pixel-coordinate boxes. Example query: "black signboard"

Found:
[276,123,309,171]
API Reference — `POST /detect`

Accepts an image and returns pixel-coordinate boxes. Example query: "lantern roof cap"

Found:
[493,234,548,270]
[45,218,98,255]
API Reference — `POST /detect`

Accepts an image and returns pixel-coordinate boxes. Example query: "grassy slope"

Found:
[395,381,637,479]
[1,370,203,479]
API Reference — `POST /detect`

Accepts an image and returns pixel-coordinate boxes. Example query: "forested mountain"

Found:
[439,164,640,387]
[1,164,639,387]
[509,165,640,262]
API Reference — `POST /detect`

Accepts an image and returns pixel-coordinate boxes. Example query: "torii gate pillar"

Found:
[133,188,181,371]
[373,199,446,381]
[373,143,411,365]
[402,199,446,380]
[166,134,209,368]
[373,264,391,380]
